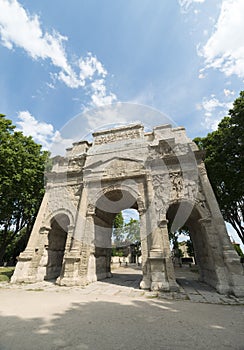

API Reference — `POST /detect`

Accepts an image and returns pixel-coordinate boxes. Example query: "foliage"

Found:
[112,212,125,244]
[124,218,140,243]
[0,114,49,264]
[168,225,192,259]
[194,91,244,244]
[113,211,124,229]
[111,247,124,257]
[3,227,30,264]
[112,213,140,245]
[232,243,244,257]
[112,213,141,258]
[186,239,195,257]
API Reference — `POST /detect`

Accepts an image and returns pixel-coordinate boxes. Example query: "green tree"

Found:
[186,239,195,258]
[124,218,140,243]
[194,91,244,244]
[0,114,49,264]
[232,243,243,258]
[112,212,125,244]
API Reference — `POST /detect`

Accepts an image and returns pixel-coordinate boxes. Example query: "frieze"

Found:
[94,129,141,145]
[105,159,142,178]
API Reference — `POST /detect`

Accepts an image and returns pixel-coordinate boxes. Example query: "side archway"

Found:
[45,213,70,281]
[167,200,220,290]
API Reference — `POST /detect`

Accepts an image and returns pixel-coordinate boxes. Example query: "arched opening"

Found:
[94,189,142,285]
[45,214,69,281]
[112,209,141,265]
[167,201,217,289]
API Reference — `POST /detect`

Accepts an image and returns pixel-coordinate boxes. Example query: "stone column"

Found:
[57,224,76,285]
[70,183,88,251]
[148,214,170,291]
[139,207,151,290]
[158,219,179,291]
[35,226,51,281]
[199,163,232,247]
[85,205,97,283]
[65,225,75,252]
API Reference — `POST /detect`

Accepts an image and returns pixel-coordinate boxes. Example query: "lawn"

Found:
[0,267,15,282]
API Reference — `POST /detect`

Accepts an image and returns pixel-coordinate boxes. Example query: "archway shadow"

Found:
[98,265,142,289]
[175,265,217,294]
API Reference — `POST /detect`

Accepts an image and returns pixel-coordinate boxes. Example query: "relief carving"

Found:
[68,157,85,171]
[94,129,141,145]
[105,159,141,178]
[152,174,170,216]
[173,143,189,156]
[184,178,198,200]
[102,184,121,194]
[86,203,95,216]
[170,172,183,199]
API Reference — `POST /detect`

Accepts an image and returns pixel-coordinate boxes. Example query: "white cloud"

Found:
[199,0,244,78]
[90,79,117,108]
[178,0,205,12]
[198,95,233,130]
[79,53,107,81]
[223,88,234,97]
[198,72,205,79]
[50,130,74,156]
[16,111,56,149]
[16,110,73,153]
[0,0,116,106]
[0,0,75,84]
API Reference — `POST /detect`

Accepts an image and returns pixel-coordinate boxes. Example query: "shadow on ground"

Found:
[1,290,244,350]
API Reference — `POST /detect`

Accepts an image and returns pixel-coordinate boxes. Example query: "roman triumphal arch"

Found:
[11,123,244,296]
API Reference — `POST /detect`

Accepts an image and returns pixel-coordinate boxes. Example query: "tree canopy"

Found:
[194,91,244,244]
[0,114,49,264]
[112,212,140,245]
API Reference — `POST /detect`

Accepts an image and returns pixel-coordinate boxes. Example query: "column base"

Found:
[149,254,170,292]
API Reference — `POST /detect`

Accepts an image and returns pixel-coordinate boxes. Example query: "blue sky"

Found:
[0,0,243,247]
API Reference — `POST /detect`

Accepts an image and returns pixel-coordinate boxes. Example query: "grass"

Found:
[26,288,44,292]
[0,267,15,282]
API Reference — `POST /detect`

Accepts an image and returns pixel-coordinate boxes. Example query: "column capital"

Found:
[86,203,96,216]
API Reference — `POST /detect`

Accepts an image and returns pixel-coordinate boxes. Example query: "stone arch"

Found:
[91,187,142,281]
[166,199,230,292]
[44,213,70,281]
[11,122,243,295]
[44,208,75,229]
[91,182,144,212]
